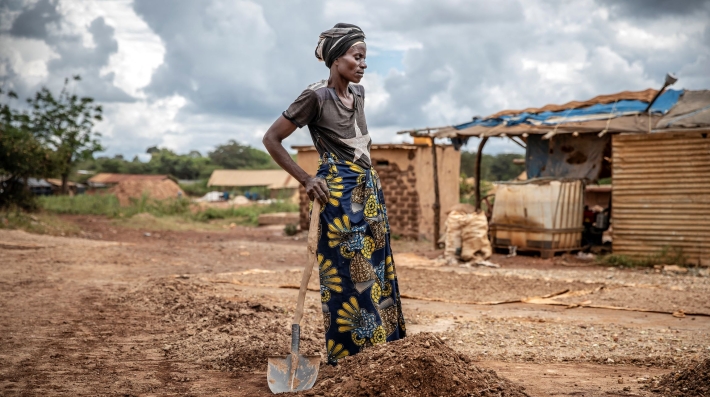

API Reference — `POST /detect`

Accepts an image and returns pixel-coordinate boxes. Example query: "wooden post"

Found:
[430,132,441,249]
[474,136,489,211]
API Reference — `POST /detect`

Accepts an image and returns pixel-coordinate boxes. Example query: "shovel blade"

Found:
[267,354,320,394]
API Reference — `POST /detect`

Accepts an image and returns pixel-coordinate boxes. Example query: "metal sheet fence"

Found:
[612,131,710,266]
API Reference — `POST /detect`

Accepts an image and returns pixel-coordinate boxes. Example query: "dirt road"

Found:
[1,215,708,396]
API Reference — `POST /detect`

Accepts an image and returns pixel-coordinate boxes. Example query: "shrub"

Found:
[284,223,298,236]
[179,179,211,197]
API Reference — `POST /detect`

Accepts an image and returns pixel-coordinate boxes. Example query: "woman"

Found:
[263,23,406,364]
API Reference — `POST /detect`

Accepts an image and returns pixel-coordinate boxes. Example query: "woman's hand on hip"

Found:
[305,177,329,205]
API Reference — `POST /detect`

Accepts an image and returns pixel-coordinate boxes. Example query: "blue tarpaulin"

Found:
[454,89,683,130]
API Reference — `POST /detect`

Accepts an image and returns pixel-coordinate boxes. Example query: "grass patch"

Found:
[0,209,81,236]
[39,194,122,216]
[37,194,299,228]
[596,246,687,268]
[113,214,224,232]
[191,201,298,225]
[38,194,194,218]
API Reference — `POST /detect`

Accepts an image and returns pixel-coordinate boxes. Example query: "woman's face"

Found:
[333,43,367,83]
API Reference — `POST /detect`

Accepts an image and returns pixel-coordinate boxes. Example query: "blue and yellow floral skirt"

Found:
[311,153,406,364]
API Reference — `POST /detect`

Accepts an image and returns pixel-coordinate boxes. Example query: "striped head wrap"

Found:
[315,23,366,68]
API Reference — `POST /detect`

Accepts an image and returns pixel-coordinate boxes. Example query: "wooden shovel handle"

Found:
[292,199,321,326]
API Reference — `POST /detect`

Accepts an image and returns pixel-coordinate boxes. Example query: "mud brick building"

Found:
[294,143,460,241]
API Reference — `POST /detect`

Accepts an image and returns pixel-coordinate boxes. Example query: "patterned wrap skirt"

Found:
[312,153,406,364]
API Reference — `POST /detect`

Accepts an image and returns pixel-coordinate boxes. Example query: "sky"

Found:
[1,0,709,159]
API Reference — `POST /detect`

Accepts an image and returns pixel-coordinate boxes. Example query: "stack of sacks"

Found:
[443,204,492,264]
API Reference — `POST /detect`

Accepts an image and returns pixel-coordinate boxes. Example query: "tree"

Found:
[460,151,525,182]
[28,76,103,194]
[208,140,277,170]
[145,148,216,180]
[0,89,54,209]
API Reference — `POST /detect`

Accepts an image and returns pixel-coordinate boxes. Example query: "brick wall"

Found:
[375,162,420,239]
[298,162,421,239]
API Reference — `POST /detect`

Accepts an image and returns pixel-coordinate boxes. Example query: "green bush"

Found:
[284,223,298,236]
[179,179,211,197]
[123,195,192,217]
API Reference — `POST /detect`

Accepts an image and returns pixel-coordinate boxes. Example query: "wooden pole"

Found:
[430,132,441,249]
[474,136,489,211]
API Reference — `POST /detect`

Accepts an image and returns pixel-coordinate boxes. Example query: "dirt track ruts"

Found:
[1,217,709,396]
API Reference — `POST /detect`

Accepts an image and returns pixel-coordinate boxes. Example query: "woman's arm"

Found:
[262,115,330,204]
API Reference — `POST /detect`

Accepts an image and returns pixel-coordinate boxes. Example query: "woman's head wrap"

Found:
[315,23,365,69]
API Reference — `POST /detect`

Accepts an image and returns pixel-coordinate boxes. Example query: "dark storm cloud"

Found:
[133,0,328,119]
[8,0,60,38]
[44,17,134,102]
[370,0,710,129]
[360,3,541,127]
[2,0,133,103]
[124,0,710,155]
[130,0,530,129]
[3,0,710,157]
[596,0,710,19]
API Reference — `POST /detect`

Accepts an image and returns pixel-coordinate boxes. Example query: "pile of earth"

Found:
[109,179,184,206]
[299,333,529,397]
[652,358,710,396]
[124,278,323,373]
[130,212,158,222]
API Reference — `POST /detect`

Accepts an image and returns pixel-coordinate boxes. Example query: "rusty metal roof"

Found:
[423,89,710,139]
[46,178,77,187]
[488,89,659,118]
[657,90,710,129]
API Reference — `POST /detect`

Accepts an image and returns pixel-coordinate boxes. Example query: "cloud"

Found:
[8,0,60,39]
[1,0,134,102]
[1,0,709,159]
[46,17,135,102]
[596,0,710,20]
[132,0,328,119]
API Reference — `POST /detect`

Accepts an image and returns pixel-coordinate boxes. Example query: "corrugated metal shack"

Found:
[412,87,710,264]
[612,91,710,266]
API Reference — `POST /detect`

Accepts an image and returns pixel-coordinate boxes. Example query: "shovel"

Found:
[267,199,322,393]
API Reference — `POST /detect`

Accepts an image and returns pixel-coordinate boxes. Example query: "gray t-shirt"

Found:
[283,80,372,168]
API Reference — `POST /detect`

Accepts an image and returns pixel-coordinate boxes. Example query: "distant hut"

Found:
[46,178,85,196]
[207,169,300,202]
[26,178,53,196]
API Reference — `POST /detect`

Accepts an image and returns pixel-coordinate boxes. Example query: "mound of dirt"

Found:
[653,358,710,396]
[110,179,184,206]
[130,212,158,222]
[126,278,322,373]
[301,333,529,397]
